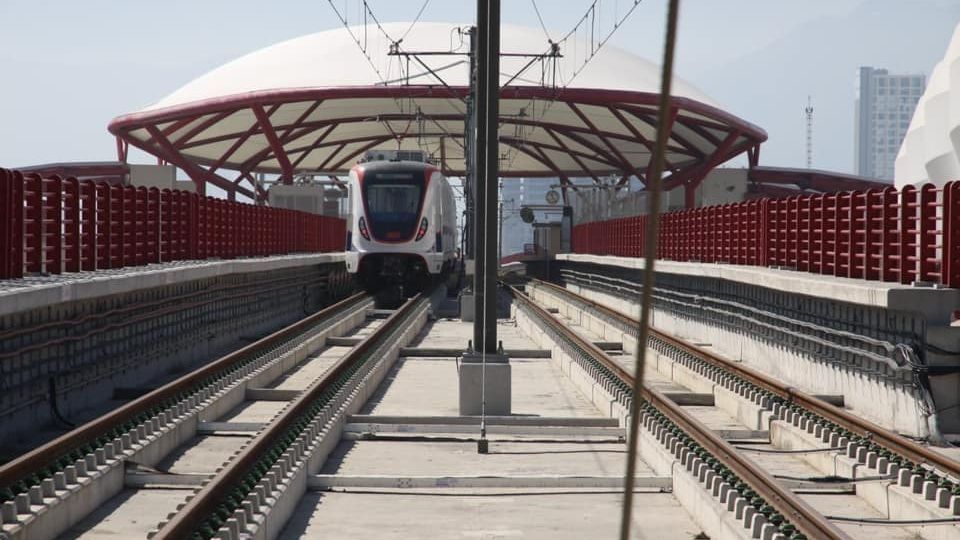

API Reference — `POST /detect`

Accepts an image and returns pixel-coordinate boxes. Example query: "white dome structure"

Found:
[895,23,960,188]
[109,23,765,200]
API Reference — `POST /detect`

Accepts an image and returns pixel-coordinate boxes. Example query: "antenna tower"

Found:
[805,96,814,169]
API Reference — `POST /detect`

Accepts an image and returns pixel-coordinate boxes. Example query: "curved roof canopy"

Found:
[895,22,960,188]
[109,22,766,199]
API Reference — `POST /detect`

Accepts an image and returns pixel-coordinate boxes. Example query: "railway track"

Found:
[150,291,430,539]
[0,291,396,540]
[510,279,960,540]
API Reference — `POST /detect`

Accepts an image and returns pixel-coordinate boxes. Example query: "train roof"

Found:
[354,160,438,174]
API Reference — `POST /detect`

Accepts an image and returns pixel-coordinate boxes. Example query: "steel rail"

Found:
[153,290,428,539]
[0,291,369,494]
[507,283,848,540]
[529,278,960,481]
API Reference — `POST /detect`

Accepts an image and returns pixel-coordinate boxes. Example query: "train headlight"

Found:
[415,218,428,241]
[358,217,371,241]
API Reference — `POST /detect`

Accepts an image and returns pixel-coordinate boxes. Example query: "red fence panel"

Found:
[22,174,42,274]
[63,177,81,273]
[919,184,939,283]
[0,169,23,279]
[945,182,960,288]
[80,180,97,271]
[569,179,960,290]
[95,183,111,269]
[0,168,346,280]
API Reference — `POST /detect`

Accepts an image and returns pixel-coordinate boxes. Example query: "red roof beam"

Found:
[329,137,394,171]
[253,105,294,184]
[144,125,256,199]
[568,103,664,187]
[617,105,706,158]
[544,128,602,184]
[290,124,338,170]
[172,110,239,148]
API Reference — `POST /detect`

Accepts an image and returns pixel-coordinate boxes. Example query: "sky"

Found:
[1,0,958,178]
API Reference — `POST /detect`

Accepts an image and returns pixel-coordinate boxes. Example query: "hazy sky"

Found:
[1,0,956,177]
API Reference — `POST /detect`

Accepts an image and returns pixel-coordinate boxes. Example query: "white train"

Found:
[344,158,458,295]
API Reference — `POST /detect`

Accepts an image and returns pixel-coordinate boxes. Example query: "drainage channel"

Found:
[0,292,374,540]
[523,278,960,539]
[507,282,848,540]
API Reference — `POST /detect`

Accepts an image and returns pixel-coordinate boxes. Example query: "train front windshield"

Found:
[363,171,425,241]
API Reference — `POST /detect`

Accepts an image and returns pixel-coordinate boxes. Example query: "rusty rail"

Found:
[0,292,369,495]
[529,278,960,482]
[507,283,849,540]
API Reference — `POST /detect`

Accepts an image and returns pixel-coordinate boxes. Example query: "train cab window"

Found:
[363,171,425,241]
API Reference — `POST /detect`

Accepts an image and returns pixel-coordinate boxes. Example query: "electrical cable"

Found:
[733,445,846,454]
[48,377,76,428]
[530,0,552,42]
[825,516,960,526]
[618,1,680,539]
[773,474,893,483]
[499,0,645,179]
[325,0,465,163]
[399,0,432,42]
[562,267,943,438]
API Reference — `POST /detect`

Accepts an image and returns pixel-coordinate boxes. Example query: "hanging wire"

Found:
[530,0,553,42]
[400,0,432,42]
[499,0,644,174]
[325,0,466,162]
[618,0,680,539]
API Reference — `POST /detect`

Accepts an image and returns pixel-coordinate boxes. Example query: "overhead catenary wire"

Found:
[399,0,432,42]
[325,0,466,162]
[618,1,680,539]
[500,0,645,177]
[530,0,553,42]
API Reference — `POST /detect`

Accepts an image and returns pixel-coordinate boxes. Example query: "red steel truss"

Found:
[109,86,766,203]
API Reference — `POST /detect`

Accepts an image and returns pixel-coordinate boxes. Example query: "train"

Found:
[344,156,458,298]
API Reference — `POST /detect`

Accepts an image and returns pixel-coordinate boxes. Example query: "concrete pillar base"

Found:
[460,292,475,322]
[459,352,511,416]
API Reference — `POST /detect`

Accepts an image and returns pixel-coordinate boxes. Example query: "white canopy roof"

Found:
[895,22,960,188]
[110,23,765,200]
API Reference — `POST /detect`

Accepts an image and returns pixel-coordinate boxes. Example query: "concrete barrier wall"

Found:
[556,258,959,438]
[0,261,351,444]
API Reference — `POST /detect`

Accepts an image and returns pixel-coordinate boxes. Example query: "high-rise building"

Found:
[855,67,925,180]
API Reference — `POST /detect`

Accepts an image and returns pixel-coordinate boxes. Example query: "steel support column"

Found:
[464,26,477,259]
[473,0,499,354]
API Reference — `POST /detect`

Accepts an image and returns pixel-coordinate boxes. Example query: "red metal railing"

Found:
[0,168,345,280]
[572,182,960,288]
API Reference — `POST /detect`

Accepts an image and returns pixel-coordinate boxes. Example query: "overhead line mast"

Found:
[806,96,814,169]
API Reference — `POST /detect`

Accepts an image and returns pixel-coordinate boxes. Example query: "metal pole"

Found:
[473,0,500,354]
[464,26,477,260]
[498,180,503,264]
[619,0,681,538]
